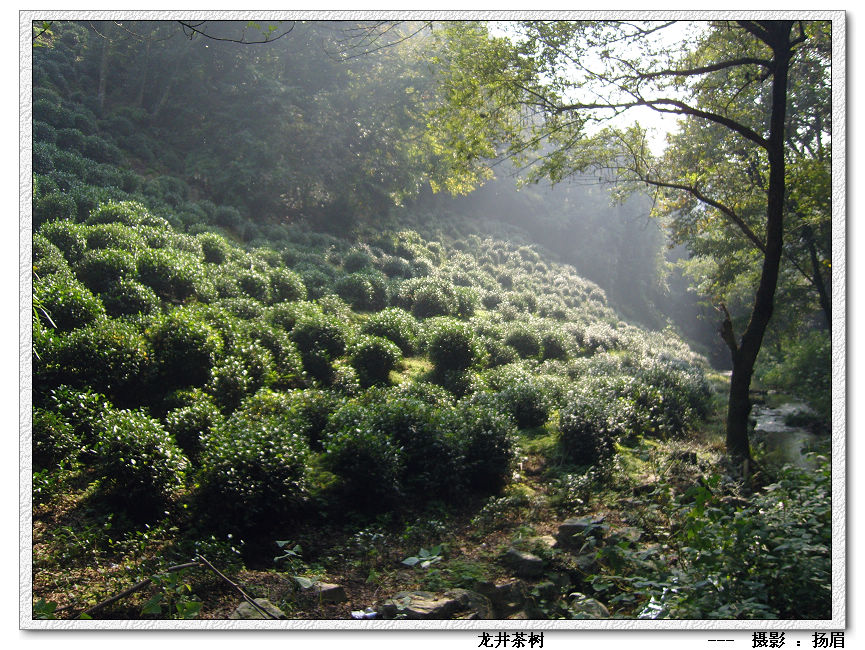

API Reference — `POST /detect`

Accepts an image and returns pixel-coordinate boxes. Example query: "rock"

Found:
[569,592,610,619]
[529,535,557,551]
[299,582,347,604]
[474,578,528,617]
[502,547,545,578]
[534,581,559,601]
[229,598,287,620]
[605,526,642,546]
[378,589,493,620]
[556,515,608,548]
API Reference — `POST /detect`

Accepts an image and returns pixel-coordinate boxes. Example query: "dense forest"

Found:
[29,19,833,623]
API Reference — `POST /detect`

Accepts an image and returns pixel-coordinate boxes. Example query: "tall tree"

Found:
[426,19,831,464]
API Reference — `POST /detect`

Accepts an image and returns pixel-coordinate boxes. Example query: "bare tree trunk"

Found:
[724,21,793,465]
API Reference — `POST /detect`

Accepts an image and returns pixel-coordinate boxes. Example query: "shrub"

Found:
[85,222,145,252]
[236,268,271,303]
[137,248,207,302]
[505,324,543,359]
[559,387,619,466]
[32,233,70,278]
[74,248,138,294]
[411,278,459,319]
[101,278,161,317]
[343,246,374,272]
[147,309,223,390]
[213,205,243,230]
[86,200,150,227]
[541,329,571,361]
[197,409,311,531]
[426,318,485,375]
[323,396,463,505]
[34,273,105,332]
[361,307,420,355]
[456,401,517,493]
[34,192,77,227]
[334,272,374,310]
[33,142,56,174]
[207,343,275,413]
[32,407,79,470]
[760,330,830,420]
[350,335,402,387]
[269,267,307,303]
[198,232,232,264]
[48,318,153,406]
[496,380,552,429]
[33,121,57,144]
[290,310,347,358]
[91,408,187,517]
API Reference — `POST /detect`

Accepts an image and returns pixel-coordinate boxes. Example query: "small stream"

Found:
[750,401,824,469]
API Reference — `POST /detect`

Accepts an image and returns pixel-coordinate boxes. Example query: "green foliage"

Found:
[198,232,232,264]
[197,407,312,532]
[136,248,209,302]
[504,324,543,359]
[141,569,202,620]
[455,400,517,493]
[349,335,402,388]
[34,273,106,332]
[32,407,79,470]
[34,191,78,227]
[361,307,421,355]
[270,267,307,303]
[426,318,485,375]
[45,318,153,406]
[91,407,188,516]
[147,309,223,391]
[558,388,618,467]
[74,247,138,293]
[759,330,831,420]
[164,393,224,463]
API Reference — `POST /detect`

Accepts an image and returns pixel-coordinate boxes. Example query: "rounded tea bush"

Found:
[163,394,224,464]
[49,317,154,406]
[197,410,311,531]
[101,278,161,317]
[455,401,517,493]
[34,192,78,228]
[505,324,543,359]
[33,407,79,470]
[74,248,138,294]
[350,334,402,387]
[147,308,224,390]
[361,307,420,355]
[34,273,105,332]
[426,318,485,375]
[559,388,618,466]
[269,267,307,303]
[91,407,188,518]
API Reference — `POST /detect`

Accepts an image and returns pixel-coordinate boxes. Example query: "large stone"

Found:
[229,598,287,620]
[502,547,545,578]
[556,515,608,548]
[569,592,610,619]
[378,589,493,620]
[475,578,528,617]
[299,582,347,604]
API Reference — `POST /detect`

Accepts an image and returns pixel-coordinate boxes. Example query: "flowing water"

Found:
[750,401,824,469]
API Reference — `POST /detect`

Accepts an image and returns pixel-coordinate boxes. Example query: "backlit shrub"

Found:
[361,307,420,355]
[349,334,402,387]
[34,273,105,332]
[197,409,311,531]
[147,308,223,390]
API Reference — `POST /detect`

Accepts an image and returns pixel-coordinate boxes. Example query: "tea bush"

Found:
[426,318,485,375]
[34,273,106,332]
[455,401,517,493]
[147,309,223,391]
[558,386,619,466]
[504,324,542,359]
[197,409,311,531]
[91,407,188,517]
[74,248,138,293]
[362,307,420,355]
[47,318,153,406]
[350,335,402,387]
[269,267,307,303]
[101,278,161,317]
[163,392,224,463]
[32,407,79,470]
